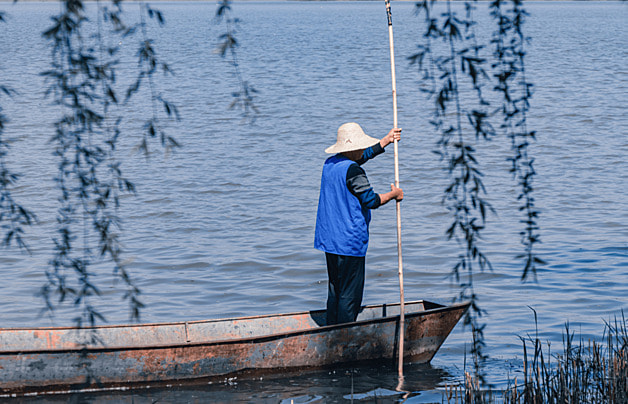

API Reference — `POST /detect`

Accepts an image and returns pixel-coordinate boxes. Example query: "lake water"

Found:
[0,0,627,401]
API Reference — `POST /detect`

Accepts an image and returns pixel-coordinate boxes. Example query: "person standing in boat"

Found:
[315,122,403,325]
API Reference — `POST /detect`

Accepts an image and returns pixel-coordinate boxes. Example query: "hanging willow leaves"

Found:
[0,15,35,251]
[412,0,542,387]
[214,0,259,121]
[490,0,544,281]
[39,0,178,327]
[413,0,493,384]
[127,2,180,156]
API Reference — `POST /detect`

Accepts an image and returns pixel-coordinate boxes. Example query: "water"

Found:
[0,0,627,401]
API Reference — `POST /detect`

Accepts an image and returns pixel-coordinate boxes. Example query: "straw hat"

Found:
[325,122,379,154]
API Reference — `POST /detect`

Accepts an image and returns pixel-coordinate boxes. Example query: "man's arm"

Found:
[378,184,404,206]
[356,143,384,166]
[377,127,403,204]
[379,127,402,149]
[346,164,381,209]
[356,127,402,165]
[347,166,403,209]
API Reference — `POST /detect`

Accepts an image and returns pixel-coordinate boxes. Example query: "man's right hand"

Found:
[378,184,404,206]
[390,184,403,201]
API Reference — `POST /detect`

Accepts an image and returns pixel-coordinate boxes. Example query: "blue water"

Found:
[0,1,627,401]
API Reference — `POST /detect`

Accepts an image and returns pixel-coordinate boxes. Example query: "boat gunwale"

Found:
[0,300,442,332]
[0,301,470,355]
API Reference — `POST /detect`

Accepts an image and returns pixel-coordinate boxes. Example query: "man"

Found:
[314,122,403,325]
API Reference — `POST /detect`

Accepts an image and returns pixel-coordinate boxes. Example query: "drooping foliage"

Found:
[37,0,179,327]
[490,0,542,281]
[411,0,543,385]
[0,0,256,327]
[215,0,258,121]
[0,9,36,252]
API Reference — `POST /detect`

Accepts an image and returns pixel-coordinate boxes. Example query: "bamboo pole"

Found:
[384,0,405,377]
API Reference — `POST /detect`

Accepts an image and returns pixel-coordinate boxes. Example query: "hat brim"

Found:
[325,136,379,154]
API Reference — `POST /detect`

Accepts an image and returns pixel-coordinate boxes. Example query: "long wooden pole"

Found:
[384,0,405,377]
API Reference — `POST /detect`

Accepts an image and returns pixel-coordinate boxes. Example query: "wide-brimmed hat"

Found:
[325,122,379,154]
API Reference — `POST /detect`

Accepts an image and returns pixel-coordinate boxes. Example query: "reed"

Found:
[445,313,628,404]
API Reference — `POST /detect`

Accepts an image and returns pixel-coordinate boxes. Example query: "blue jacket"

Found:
[314,147,383,257]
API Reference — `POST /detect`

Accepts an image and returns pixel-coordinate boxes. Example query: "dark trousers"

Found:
[325,252,365,325]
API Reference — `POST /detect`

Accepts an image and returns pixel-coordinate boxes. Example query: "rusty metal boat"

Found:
[0,299,469,396]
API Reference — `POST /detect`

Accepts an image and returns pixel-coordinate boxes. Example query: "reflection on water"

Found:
[15,363,451,403]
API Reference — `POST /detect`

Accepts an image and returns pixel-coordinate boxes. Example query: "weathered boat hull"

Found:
[0,300,469,396]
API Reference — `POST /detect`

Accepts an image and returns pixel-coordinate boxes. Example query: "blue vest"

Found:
[314,155,371,257]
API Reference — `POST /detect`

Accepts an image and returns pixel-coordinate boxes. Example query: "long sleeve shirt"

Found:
[346,143,385,209]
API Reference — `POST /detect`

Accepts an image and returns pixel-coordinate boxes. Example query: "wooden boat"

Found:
[0,300,469,396]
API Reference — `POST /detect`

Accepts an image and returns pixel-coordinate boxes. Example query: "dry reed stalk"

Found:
[444,315,626,403]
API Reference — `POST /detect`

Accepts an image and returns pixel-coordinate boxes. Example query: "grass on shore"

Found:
[443,313,627,404]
